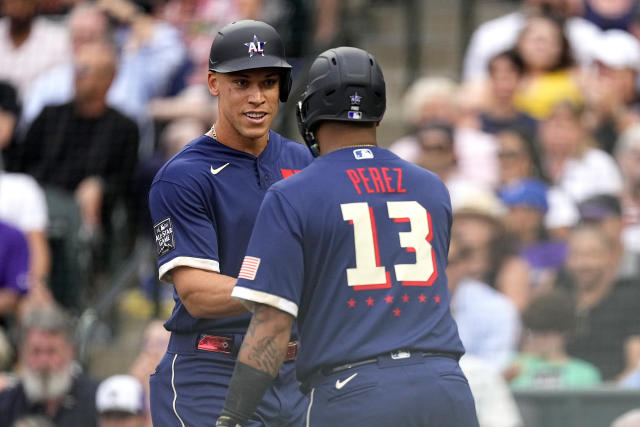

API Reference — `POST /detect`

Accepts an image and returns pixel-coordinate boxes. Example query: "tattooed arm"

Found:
[238,303,294,376]
[216,303,294,427]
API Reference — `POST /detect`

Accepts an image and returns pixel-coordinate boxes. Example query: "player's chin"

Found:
[241,116,273,136]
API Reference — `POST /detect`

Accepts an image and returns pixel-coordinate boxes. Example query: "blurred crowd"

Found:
[388,0,640,425]
[1,0,640,425]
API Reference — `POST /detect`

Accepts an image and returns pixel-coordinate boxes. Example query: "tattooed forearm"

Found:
[245,336,285,376]
[245,303,268,338]
[238,304,293,377]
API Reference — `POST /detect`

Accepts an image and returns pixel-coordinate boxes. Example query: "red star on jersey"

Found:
[418,294,427,303]
[347,298,356,308]
[402,294,409,303]
[393,308,401,317]
[385,295,394,304]
[434,295,441,304]
[366,297,375,306]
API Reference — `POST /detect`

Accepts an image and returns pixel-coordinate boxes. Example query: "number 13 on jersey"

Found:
[341,201,438,290]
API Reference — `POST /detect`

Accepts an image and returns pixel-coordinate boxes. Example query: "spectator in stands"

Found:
[513,14,583,120]
[414,123,460,183]
[0,79,52,318]
[95,375,146,427]
[0,0,70,100]
[498,180,551,247]
[97,0,187,158]
[447,232,521,372]
[0,169,51,304]
[539,101,623,203]
[450,183,531,311]
[20,3,111,134]
[583,30,640,154]
[0,221,30,325]
[388,77,458,162]
[496,129,545,184]
[0,304,97,426]
[559,224,640,381]
[20,39,139,242]
[578,194,640,279]
[498,178,567,294]
[463,0,601,82]
[496,128,580,239]
[479,50,538,142]
[615,124,640,255]
[391,76,500,187]
[582,0,639,31]
[18,40,139,309]
[510,290,601,388]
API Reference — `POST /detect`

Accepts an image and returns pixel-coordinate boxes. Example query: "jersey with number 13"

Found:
[233,146,465,382]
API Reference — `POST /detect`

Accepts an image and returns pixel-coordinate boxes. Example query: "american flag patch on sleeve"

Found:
[238,256,261,280]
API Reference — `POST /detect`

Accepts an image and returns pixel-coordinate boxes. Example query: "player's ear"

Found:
[208,72,220,96]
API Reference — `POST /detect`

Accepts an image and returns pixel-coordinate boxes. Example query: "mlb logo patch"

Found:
[353,148,374,160]
[154,217,175,256]
[348,111,362,120]
[238,256,261,280]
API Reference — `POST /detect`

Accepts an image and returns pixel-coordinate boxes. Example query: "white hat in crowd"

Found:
[96,375,145,415]
[591,29,640,72]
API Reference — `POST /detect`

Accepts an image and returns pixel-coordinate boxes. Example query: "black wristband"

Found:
[219,361,275,425]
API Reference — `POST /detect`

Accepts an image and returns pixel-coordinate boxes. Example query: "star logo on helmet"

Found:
[245,35,266,58]
[350,92,362,105]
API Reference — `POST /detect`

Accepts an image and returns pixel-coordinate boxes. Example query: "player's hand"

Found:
[215,415,244,427]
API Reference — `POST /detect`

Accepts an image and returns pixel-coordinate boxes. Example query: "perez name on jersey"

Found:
[346,167,407,195]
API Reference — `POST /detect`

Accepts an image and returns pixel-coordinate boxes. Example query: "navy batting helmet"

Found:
[296,46,386,155]
[208,20,292,102]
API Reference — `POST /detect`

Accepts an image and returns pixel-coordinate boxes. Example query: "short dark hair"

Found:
[578,194,622,221]
[488,49,525,75]
[522,290,576,333]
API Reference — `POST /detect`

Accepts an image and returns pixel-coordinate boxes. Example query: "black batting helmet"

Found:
[208,20,292,102]
[296,46,386,154]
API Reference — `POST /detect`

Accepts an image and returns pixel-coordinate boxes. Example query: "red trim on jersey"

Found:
[354,271,392,291]
[370,207,381,267]
[280,169,301,179]
[352,208,392,290]
[402,210,438,287]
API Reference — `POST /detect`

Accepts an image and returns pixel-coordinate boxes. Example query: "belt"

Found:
[322,350,460,375]
[300,350,460,394]
[168,331,298,362]
[197,334,298,361]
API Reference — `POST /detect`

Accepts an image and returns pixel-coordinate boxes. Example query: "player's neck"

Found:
[208,120,268,157]
[316,122,378,156]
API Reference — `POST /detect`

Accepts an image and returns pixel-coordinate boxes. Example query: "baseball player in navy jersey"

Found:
[147,20,313,426]
[215,47,479,427]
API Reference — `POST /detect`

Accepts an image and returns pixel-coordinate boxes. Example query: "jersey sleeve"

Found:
[149,179,220,283]
[231,189,303,318]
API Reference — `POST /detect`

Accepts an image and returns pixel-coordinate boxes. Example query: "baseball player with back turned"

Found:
[215,47,480,427]
[147,20,313,426]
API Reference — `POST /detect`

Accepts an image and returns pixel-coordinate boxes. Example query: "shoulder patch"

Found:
[154,217,175,257]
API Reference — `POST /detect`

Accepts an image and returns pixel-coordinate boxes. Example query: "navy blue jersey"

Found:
[233,146,465,381]
[148,130,313,333]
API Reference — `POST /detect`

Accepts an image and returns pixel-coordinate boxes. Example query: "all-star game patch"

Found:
[154,217,175,257]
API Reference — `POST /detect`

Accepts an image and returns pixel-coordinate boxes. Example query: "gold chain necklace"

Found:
[342,144,375,149]
[209,123,217,139]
